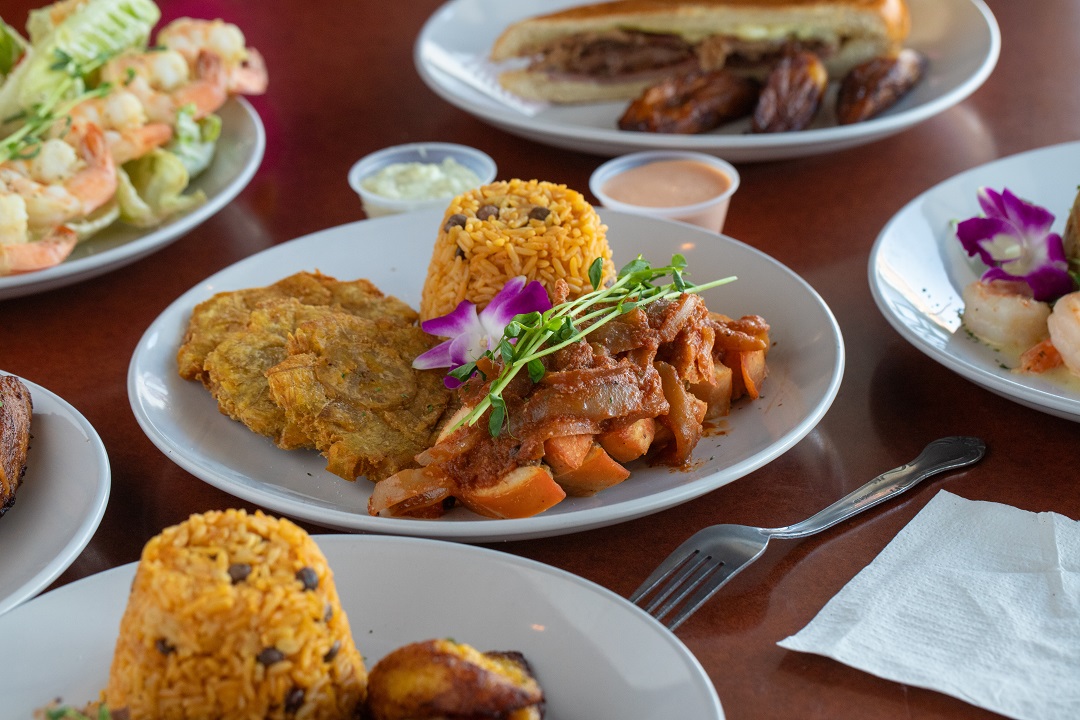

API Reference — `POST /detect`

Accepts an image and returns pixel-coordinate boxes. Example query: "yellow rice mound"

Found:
[420,178,615,321]
[104,509,367,720]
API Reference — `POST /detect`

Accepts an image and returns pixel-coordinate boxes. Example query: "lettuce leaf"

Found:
[167,104,221,178]
[116,148,205,228]
[0,18,28,80]
[0,0,159,124]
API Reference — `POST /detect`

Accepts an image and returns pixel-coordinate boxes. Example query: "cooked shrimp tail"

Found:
[1047,291,1080,376]
[230,46,268,95]
[960,280,1050,350]
[0,225,78,276]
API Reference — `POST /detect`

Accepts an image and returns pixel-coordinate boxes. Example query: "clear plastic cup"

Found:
[348,142,497,217]
[589,151,740,233]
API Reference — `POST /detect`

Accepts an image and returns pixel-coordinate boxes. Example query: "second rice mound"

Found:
[420,178,616,320]
[104,509,367,720]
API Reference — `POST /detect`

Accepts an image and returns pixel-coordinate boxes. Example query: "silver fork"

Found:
[630,436,987,631]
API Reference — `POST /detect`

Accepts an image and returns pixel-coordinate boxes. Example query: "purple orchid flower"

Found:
[413,276,552,388]
[956,187,1075,301]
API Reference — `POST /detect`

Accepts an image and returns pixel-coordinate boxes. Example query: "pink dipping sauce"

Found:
[600,159,734,231]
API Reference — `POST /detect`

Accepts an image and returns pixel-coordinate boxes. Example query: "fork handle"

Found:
[766,436,986,540]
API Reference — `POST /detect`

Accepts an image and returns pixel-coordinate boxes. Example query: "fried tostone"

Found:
[177,271,418,384]
[266,313,450,482]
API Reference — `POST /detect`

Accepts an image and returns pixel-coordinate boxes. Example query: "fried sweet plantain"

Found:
[366,639,544,720]
[751,50,828,133]
[266,313,450,482]
[0,375,32,517]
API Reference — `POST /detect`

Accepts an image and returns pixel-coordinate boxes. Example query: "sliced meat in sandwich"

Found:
[490,0,911,103]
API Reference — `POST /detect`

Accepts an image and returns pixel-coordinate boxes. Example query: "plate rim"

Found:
[128,209,845,541]
[868,139,1080,421]
[0,374,111,615]
[0,97,267,301]
[413,0,1000,160]
[0,532,724,719]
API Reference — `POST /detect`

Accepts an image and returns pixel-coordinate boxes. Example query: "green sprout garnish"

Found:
[451,254,736,437]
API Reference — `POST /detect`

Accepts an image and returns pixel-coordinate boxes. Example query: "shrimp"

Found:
[960,280,1051,350]
[0,220,78,276]
[60,89,173,164]
[1046,291,1080,376]
[100,48,229,125]
[0,124,117,233]
[157,18,268,95]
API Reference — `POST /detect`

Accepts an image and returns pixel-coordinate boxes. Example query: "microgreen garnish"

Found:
[451,254,736,437]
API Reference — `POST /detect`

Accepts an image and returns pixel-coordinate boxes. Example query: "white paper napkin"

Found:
[419,43,548,117]
[778,490,1080,720]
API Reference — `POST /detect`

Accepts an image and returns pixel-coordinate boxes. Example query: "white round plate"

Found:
[0,98,266,301]
[869,140,1080,422]
[414,0,999,162]
[128,209,844,541]
[0,374,110,616]
[0,534,723,719]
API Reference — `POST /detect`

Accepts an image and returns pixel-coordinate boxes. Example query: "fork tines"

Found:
[630,548,740,631]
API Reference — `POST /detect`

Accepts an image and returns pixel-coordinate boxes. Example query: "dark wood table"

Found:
[2,1,1076,718]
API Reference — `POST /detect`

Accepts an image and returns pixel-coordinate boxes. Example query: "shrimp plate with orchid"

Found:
[870,140,1080,422]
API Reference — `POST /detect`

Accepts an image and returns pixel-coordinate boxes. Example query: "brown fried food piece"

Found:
[836,48,927,124]
[0,375,32,517]
[203,298,354,449]
[618,68,759,134]
[366,639,544,720]
[266,313,450,482]
[177,271,417,384]
[751,50,828,133]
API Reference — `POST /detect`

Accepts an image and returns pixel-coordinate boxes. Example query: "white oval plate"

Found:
[0,374,110,616]
[869,140,1080,422]
[0,98,266,301]
[0,534,722,719]
[129,209,844,541]
[414,0,999,162]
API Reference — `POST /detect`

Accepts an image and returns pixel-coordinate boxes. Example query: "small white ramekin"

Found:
[348,142,497,217]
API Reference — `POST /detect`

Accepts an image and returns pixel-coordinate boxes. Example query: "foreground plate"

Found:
[869,141,1080,422]
[415,0,999,162]
[1,534,724,719]
[0,374,110,615]
[0,98,265,301]
[129,209,844,541]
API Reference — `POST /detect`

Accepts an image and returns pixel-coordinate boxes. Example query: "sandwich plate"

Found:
[0,534,724,719]
[128,209,844,542]
[869,140,1080,422]
[414,0,999,162]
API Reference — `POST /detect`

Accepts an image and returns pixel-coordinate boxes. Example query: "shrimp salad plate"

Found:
[0,98,265,301]
[869,140,1080,422]
[414,0,999,162]
[0,534,724,719]
[0,374,110,616]
[129,209,844,542]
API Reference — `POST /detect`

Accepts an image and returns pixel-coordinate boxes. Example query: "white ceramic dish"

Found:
[1,534,725,719]
[0,98,265,301]
[869,140,1080,422]
[0,374,110,616]
[128,209,844,541]
[414,0,999,162]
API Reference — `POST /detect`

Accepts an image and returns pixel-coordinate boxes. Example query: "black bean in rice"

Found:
[103,509,366,720]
